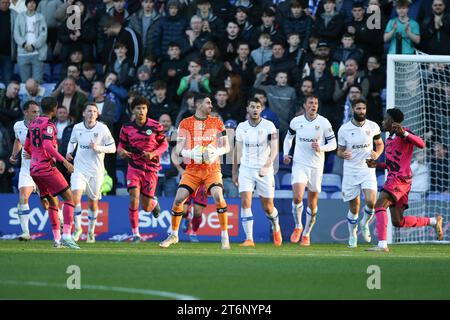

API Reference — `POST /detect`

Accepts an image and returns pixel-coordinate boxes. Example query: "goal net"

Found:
[387,54,450,244]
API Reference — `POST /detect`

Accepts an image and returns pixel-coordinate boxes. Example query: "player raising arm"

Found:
[67,103,116,243]
[337,99,384,248]
[232,98,282,247]
[283,94,337,247]
[117,96,168,242]
[24,97,78,249]
[366,108,443,252]
[160,94,231,249]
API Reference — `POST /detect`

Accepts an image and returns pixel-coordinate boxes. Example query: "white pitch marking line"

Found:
[0,280,199,300]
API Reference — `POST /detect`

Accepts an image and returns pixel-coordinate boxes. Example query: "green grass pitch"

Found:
[0,241,449,300]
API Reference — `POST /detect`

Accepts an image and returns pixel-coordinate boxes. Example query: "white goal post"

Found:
[386,54,450,244]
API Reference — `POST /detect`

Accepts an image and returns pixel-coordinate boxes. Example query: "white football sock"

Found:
[74,204,82,230]
[303,207,317,237]
[18,203,30,234]
[292,201,303,229]
[347,210,358,237]
[378,240,388,248]
[361,205,375,225]
[241,208,254,241]
[88,209,98,234]
[265,207,280,232]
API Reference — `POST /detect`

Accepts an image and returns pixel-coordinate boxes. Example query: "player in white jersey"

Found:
[66,103,116,243]
[337,99,384,248]
[283,94,337,246]
[232,98,282,247]
[9,101,49,241]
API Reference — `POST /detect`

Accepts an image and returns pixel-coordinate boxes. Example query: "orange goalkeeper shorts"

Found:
[179,168,223,195]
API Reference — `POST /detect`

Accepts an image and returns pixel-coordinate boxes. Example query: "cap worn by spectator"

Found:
[137,65,151,75]
[317,40,330,49]
[225,119,238,129]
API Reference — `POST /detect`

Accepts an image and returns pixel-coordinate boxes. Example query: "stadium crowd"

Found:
[1,0,450,196]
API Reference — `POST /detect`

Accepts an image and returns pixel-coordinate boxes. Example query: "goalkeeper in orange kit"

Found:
[159,94,231,249]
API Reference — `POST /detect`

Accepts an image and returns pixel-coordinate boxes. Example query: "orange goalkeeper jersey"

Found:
[178,115,226,172]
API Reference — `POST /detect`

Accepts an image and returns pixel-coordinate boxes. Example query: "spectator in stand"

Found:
[232,0,261,27]
[129,65,154,101]
[52,76,88,122]
[296,76,314,113]
[105,42,136,89]
[13,0,48,83]
[54,63,90,97]
[331,33,363,72]
[37,0,62,62]
[251,33,273,68]
[156,113,178,197]
[20,78,47,107]
[333,57,369,103]
[110,0,131,25]
[177,58,211,97]
[254,70,296,140]
[198,41,227,93]
[129,0,160,58]
[81,62,100,89]
[0,81,21,137]
[57,0,96,62]
[262,40,302,88]
[55,104,72,145]
[313,0,345,50]
[175,91,196,126]
[225,73,246,108]
[159,42,187,100]
[149,80,178,121]
[0,0,17,84]
[217,20,243,64]
[235,6,254,42]
[0,158,14,193]
[194,0,225,42]
[90,81,117,132]
[253,88,280,129]
[227,41,257,94]
[214,87,241,122]
[347,0,386,61]
[151,0,188,57]
[286,32,305,69]
[362,55,385,126]
[251,7,283,48]
[384,0,420,55]
[102,15,142,67]
[420,0,450,55]
[281,0,313,52]
[430,142,449,193]
[182,14,213,59]
[309,56,335,123]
